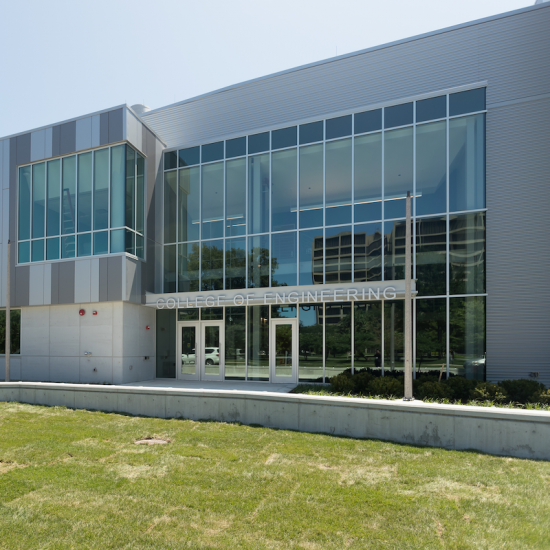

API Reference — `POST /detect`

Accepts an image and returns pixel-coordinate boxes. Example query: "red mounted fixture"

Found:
[92,311,98,316]
[146,325,150,330]
[79,309,85,316]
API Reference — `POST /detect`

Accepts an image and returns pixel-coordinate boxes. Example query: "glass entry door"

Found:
[270,319,298,383]
[178,321,224,381]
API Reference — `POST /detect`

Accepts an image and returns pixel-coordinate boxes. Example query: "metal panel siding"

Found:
[30,130,46,162]
[486,97,550,387]
[91,115,101,147]
[15,265,29,307]
[74,259,91,303]
[108,109,123,143]
[45,127,53,159]
[2,140,9,189]
[58,261,75,304]
[15,133,31,166]
[76,117,92,151]
[59,121,76,156]
[90,258,100,302]
[107,256,122,301]
[99,258,108,301]
[51,125,61,157]
[99,113,109,146]
[50,262,59,305]
[9,140,16,242]
[29,264,44,305]
[43,263,52,305]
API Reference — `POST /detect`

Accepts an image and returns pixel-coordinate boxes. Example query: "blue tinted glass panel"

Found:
[94,231,108,255]
[77,233,91,257]
[299,121,323,145]
[299,144,323,229]
[77,152,92,233]
[272,232,297,287]
[179,166,200,242]
[225,237,246,290]
[326,115,352,140]
[201,163,224,239]
[178,147,200,167]
[226,158,246,237]
[325,226,352,283]
[299,230,323,285]
[164,171,177,243]
[248,234,269,288]
[384,220,407,281]
[31,240,44,262]
[416,96,446,122]
[178,242,200,292]
[271,149,297,231]
[355,109,382,134]
[61,235,75,259]
[201,240,223,291]
[384,127,413,219]
[354,223,382,282]
[248,132,269,154]
[125,146,135,230]
[46,160,61,237]
[18,166,31,241]
[46,237,60,260]
[226,137,246,158]
[136,154,145,234]
[299,304,323,382]
[110,229,125,253]
[416,216,446,296]
[248,154,269,234]
[272,126,297,150]
[136,234,144,259]
[354,133,382,223]
[110,145,125,228]
[450,88,485,117]
[93,149,109,230]
[164,244,176,293]
[125,229,135,255]
[18,241,30,264]
[202,141,224,163]
[61,156,76,235]
[325,138,352,226]
[32,163,46,239]
[164,151,177,170]
[384,103,413,128]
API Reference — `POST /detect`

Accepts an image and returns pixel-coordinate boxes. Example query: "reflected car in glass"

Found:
[181,347,220,365]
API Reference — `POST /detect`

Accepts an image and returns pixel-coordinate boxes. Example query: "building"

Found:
[0,3,548,386]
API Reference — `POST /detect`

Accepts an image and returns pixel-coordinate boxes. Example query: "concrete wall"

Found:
[0,383,548,460]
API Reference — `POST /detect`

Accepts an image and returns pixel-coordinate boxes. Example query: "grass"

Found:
[0,402,549,549]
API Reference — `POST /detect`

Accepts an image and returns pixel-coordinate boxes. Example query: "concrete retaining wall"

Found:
[1,382,549,460]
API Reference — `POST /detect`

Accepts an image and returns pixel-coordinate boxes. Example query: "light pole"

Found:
[5,240,10,382]
[404,193,413,401]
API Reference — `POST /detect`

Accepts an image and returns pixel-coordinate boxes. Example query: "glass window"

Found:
[32,163,46,239]
[384,300,404,373]
[163,171,177,244]
[247,305,269,381]
[164,243,176,293]
[61,235,75,259]
[248,154,269,234]
[202,141,224,163]
[384,220,407,281]
[271,232,297,287]
[136,235,144,259]
[110,229,124,253]
[299,230,323,285]
[272,126,297,149]
[299,121,323,145]
[18,166,31,242]
[384,127,413,220]
[248,132,269,154]
[449,212,485,295]
[0,309,21,355]
[416,298,446,373]
[299,304,323,382]
[354,223,382,282]
[226,137,246,159]
[178,146,200,167]
[450,88,485,117]
[178,309,199,321]
[248,234,269,288]
[31,240,44,262]
[449,114,485,212]
[156,309,176,378]
[450,296,485,380]
[416,96,446,122]
[355,109,382,134]
[416,121,446,216]
[354,133,382,223]
[136,154,145,235]
[201,240,223,291]
[18,241,30,263]
[110,145,125,228]
[125,146,135,230]
[203,308,223,321]
[46,237,59,260]
[271,148,297,231]
[226,158,246,237]
[94,231,108,255]
[325,138,352,226]
[93,149,109,231]
[77,153,92,233]
[354,302,382,370]
[299,144,323,229]
[201,162,224,239]
[179,166,200,242]
[164,151,177,170]
[125,229,135,255]
[46,160,61,237]
[225,307,246,380]
[178,242,200,292]
[325,302,352,378]
[271,305,297,318]
[416,217,446,296]
[384,103,413,128]
[77,233,91,257]
[325,226,352,283]
[61,156,76,235]
[225,237,246,290]
[326,115,352,140]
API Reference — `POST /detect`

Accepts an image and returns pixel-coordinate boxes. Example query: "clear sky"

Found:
[0,0,531,138]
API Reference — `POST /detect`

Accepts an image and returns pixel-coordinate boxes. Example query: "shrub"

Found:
[367,376,403,398]
[416,381,453,400]
[444,377,477,402]
[352,371,375,394]
[497,379,545,404]
[533,389,550,404]
[470,382,508,403]
[329,374,355,394]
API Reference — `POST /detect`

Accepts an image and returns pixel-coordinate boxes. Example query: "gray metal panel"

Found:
[107,256,122,301]
[75,117,92,152]
[91,115,100,147]
[2,140,9,189]
[125,257,138,302]
[99,113,109,146]
[30,130,46,162]
[486,97,550,387]
[108,108,123,143]
[15,265,29,307]
[16,133,31,166]
[58,261,75,304]
[29,264,44,305]
[50,262,59,304]
[59,121,76,156]
[51,125,61,157]
[0,140,3,191]
[74,259,91,303]
[45,127,53,159]
[99,257,108,301]
[142,7,550,149]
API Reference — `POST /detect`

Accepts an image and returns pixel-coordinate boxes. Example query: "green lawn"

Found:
[0,402,549,549]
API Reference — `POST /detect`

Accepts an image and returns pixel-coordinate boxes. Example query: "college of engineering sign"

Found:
[147,281,416,309]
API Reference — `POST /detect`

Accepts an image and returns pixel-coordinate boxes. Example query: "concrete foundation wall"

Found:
[0,383,548,460]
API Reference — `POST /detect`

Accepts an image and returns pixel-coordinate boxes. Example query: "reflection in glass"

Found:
[225,237,246,290]
[354,133,382,222]
[32,163,46,239]
[299,304,323,382]
[416,298,446,373]
[46,237,59,260]
[450,296,485,380]
[325,226,351,283]
[275,323,294,378]
[93,149,109,230]
[18,241,30,263]
[272,126,297,149]
[46,160,61,237]
[62,156,76,235]
[202,141,223,163]
[416,96,446,122]
[325,302,352,379]
[202,308,223,320]
[449,114,485,212]
[271,232,297,287]
[201,240,223,291]
[94,231,108,255]
[203,325,221,377]
[136,154,145,234]
[178,242,200,292]
[19,166,31,241]
[247,305,269,380]
[77,153,92,233]
[110,145,125,228]
[164,243,176,293]
[179,146,200,167]
[225,307,246,380]
[385,103,413,128]
[136,235,144,259]
[32,240,44,262]
[272,305,297,318]
[179,166,200,242]
[226,137,246,159]
[416,217,446,296]
[248,132,269,155]
[201,162,224,239]
[180,325,197,376]
[449,88,485,117]
[156,309,176,378]
[325,138,351,226]
[61,235,75,259]
[384,300,404,372]
[449,212,485,295]
[164,170,177,243]
[164,151,177,170]
[416,121,446,216]
[248,154,269,234]
[384,128,413,220]
[125,146,135,229]
[299,121,323,145]
[299,144,323,228]
[354,223,382,282]
[384,220,407,281]
[226,158,246,237]
[110,229,124,253]
[354,302,382,370]
[178,309,199,321]
[355,109,382,134]
[272,149,297,231]
[125,229,135,255]
[299,230,323,285]
[77,233,92,257]
[326,115,352,140]
[248,235,269,288]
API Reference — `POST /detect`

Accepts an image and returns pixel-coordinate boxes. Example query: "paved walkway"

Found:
[123,379,297,393]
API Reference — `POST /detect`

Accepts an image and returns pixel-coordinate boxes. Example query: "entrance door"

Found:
[270,319,298,383]
[177,321,224,381]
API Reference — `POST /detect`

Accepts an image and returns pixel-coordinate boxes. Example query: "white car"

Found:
[182,347,220,365]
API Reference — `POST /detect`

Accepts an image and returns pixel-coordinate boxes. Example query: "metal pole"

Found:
[404,193,413,400]
[5,239,10,382]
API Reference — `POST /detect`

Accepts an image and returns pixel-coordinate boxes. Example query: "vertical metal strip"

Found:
[351,119,355,283]
[381,108,385,282]
[351,301,354,375]
[322,302,326,383]
[381,298,385,376]
[446,94,450,380]
[108,147,111,254]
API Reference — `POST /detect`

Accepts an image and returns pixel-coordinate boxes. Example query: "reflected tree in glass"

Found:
[415,298,446,373]
[353,302,381,368]
[299,305,323,382]
[324,303,352,378]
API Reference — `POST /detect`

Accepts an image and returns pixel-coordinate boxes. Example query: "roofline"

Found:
[143,2,549,118]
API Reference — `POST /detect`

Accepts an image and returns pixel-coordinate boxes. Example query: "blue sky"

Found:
[0,0,530,137]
